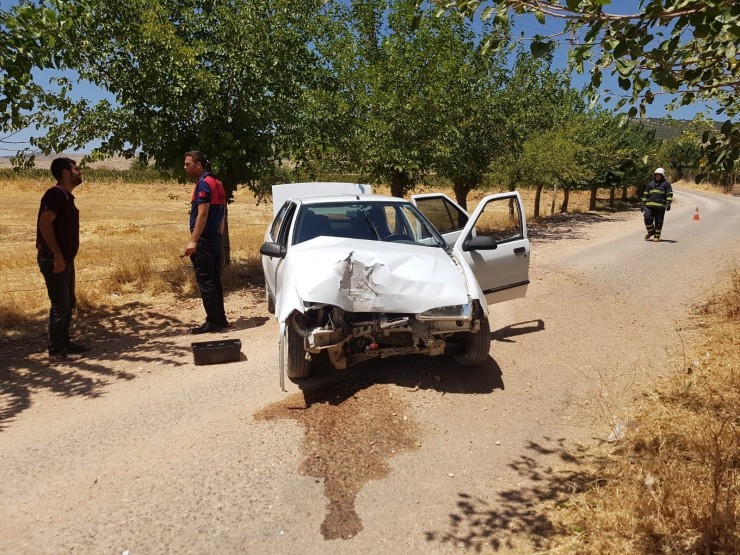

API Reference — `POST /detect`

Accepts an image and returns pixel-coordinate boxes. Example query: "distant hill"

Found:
[640,117,721,141]
[0,154,132,170]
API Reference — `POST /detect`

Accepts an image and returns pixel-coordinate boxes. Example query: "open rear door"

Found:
[411,193,469,247]
[453,192,530,304]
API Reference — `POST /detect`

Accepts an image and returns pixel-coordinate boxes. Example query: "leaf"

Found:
[530,40,552,58]
[720,120,732,135]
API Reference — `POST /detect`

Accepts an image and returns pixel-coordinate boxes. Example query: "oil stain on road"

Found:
[255,379,420,540]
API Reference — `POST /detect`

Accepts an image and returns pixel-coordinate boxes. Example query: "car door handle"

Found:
[514,247,526,254]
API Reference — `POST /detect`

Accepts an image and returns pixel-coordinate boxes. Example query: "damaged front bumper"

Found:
[289,303,477,370]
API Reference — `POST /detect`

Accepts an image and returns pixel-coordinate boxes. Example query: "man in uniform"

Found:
[36,157,89,360]
[642,167,673,241]
[183,150,229,333]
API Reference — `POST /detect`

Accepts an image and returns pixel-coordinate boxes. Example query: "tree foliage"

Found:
[320,0,496,198]
[1,0,333,195]
[427,0,740,179]
[488,52,585,193]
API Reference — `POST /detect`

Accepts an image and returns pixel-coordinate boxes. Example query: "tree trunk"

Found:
[550,183,557,215]
[561,188,570,213]
[452,181,470,211]
[390,171,410,198]
[636,183,646,199]
[534,184,543,220]
[609,187,615,208]
[508,174,518,218]
[589,186,597,211]
[621,186,628,202]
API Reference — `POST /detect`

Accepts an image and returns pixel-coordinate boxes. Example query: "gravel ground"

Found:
[1,188,738,554]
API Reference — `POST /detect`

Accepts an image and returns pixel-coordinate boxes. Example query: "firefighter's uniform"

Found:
[642,173,673,241]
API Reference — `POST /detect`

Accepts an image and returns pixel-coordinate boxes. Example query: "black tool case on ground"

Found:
[191,339,241,365]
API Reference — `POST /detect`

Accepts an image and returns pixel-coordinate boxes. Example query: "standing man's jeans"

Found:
[190,233,226,325]
[38,254,75,354]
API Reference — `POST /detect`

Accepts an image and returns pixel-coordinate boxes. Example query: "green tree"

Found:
[427,0,740,180]
[323,0,487,198]
[567,112,655,210]
[488,52,585,198]
[519,127,587,219]
[660,130,702,181]
[1,0,333,197]
[431,29,509,209]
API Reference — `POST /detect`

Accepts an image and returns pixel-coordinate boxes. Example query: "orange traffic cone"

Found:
[693,206,701,221]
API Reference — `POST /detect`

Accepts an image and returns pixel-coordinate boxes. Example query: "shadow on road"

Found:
[492,319,544,343]
[424,438,599,552]
[0,301,269,431]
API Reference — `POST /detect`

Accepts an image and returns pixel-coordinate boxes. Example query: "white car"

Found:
[260,183,530,385]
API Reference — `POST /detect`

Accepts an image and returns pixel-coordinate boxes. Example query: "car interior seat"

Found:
[296,211,333,243]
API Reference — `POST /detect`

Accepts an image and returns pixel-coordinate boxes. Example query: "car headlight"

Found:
[417,304,472,321]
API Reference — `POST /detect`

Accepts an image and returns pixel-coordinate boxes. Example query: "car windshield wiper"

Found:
[359,209,381,240]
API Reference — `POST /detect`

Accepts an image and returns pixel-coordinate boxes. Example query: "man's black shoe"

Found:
[191,322,225,335]
[66,341,90,354]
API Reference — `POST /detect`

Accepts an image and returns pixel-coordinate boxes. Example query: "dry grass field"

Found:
[0,177,274,332]
[551,268,739,554]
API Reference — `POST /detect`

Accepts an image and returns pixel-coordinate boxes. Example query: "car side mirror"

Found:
[462,235,498,251]
[259,242,286,258]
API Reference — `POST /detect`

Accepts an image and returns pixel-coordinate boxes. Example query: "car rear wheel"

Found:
[453,317,491,367]
[286,322,311,379]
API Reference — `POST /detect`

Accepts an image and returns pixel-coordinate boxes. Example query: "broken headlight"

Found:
[417,304,472,321]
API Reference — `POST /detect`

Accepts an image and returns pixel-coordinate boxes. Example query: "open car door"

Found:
[411,193,469,247]
[453,192,530,304]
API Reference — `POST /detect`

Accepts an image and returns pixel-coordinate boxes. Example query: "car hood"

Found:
[276,236,470,321]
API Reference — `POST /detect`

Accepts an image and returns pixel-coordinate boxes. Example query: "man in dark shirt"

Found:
[36,157,89,360]
[183,150,229,334]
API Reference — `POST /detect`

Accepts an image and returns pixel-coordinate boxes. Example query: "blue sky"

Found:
[1,0,718,154]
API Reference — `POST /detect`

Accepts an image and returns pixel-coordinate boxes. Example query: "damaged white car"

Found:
[260,183,530,385]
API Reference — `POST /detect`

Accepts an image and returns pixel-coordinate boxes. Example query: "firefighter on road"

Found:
[642,167,673,241]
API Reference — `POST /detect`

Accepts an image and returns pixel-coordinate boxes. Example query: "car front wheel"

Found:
[286,321,311,379]
[453,317,491,367]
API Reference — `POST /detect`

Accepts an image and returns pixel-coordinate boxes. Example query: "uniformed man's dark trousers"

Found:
[644,206,666,237]
[190,233,227,325]
[38,254,76,354]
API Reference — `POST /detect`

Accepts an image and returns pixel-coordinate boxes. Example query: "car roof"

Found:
[272,182,373,215]
[295,194,408,206]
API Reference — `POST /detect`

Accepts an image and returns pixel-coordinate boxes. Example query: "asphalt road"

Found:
[1,188,738,554]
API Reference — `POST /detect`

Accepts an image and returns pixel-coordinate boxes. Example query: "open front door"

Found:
[453,192,530,304]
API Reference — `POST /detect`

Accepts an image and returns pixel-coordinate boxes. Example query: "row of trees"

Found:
[1,0,719,213]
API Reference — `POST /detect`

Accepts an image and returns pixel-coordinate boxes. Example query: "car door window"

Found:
[414,197,468,233]
[276,203,296,247]
[270,202,291,240]
[469,197,524,244]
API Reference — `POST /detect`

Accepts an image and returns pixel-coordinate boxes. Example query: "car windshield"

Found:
[292,200,448,248]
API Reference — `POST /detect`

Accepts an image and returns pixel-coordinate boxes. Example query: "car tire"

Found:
[453,317,491,367]
[266,285,275,314]
[286,322,311,379]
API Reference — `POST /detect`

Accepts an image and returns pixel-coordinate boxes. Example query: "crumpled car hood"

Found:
[276,237,470,321]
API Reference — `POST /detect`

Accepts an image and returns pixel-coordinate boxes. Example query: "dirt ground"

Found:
[1,187,739,554]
